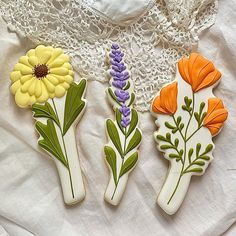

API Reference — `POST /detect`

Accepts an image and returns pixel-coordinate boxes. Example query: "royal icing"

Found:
[151,53,228,214]
[104,44,142,205]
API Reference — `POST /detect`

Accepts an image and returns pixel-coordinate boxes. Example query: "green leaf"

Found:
[199,102,205,114]
[123,81,130,90]
[63,81,86,135]
[169,153,180,159]
[107,88,122,106]
[106,119,123,156]
[196,143,201,157]
[125,129,142,155]
[200,155,210,161]
[36,120,68,168]
[32,102,59,126]
[160,145,173,150]
[194,160,205,166]
[128,93,135,107]
[166,133,171,141]
[174,138,179,147]
[204,144,214,153]
[194,112,200,124]
[172,128,178,134]
[179,123,184,130]
[156,135,166,141]
[165,122,175,129]
[188,148,194,163]
[176,116,182,125]
[115,109,125,135]
[119,152,138,177]
[185,168,203,174]
[126,109,138,137]
[104,146,117,184]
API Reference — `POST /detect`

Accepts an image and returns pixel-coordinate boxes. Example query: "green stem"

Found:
[167,92,195,205]
[186,125,203,142]
[111,127,127,200]
[52,99,75,199]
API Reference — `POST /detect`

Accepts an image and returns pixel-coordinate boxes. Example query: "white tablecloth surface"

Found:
[0,0,235,235]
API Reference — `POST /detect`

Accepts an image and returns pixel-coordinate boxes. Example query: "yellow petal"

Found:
[20,74,33,83]
[35,45,47,58]
[42,78,55,93]
[28,79,36,96]
[14,63,32,75]
[63,62,72,70]
[47,48,63,64]
[15,90,30,108]
[21,78,34,93]
[61,82,70,90]
[26,49,36,57]
[29,95,36,105]
[28,56,39,67]
[19,56,32,67]
[50,67,68,76]
[46,75,59,85]
[69,70,74,76]
[55,85,66,97]
[37,83,49,103]
[64,75,73,83]
[52,75,65,83]
[35,79,42,98]
[48,59,64,68]
[10,71,21,82]
[58,54,69,62]
[38,51,51,64]
[10,80,21,94]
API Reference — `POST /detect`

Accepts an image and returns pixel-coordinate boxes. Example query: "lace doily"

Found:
[0,0,218,111]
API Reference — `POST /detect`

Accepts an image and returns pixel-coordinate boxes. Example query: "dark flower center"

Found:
[33,64,49,79]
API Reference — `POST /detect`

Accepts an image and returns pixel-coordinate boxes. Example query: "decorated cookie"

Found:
[104,44,142,205]
[10,45,87,205]
[151,53,228,215]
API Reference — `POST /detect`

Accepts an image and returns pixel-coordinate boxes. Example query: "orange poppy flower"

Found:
[203,98,228,136]
[178,53,221,92]
[152,82,178,115]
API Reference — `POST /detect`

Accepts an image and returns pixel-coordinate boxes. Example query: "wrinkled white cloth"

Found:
[0,0,236,236]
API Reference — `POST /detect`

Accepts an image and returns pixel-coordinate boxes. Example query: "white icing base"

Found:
[104,174,128,206]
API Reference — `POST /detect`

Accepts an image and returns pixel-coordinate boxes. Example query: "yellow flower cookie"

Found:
[10,45,74,108]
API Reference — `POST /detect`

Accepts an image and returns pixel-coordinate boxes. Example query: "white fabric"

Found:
[0,1,236,236]
[0,0,218,111]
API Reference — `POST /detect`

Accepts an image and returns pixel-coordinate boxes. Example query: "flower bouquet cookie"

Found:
[151,53,228,214]
[104,44,142,205]
[10,45,87,205]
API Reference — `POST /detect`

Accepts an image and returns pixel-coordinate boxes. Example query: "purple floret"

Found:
[115,90,130,103]
[121,116,131,128]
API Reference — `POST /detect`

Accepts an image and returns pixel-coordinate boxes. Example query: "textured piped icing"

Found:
[104,43,142,205]
[151,53,228,215]
[10,45,74,108]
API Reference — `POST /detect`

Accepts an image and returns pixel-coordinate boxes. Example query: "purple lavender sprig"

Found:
[109,43,131,128]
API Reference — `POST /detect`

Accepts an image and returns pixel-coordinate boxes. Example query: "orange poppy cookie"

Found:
[151,53,228,215]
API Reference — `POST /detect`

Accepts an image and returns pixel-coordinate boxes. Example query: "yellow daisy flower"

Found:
[10,45,74,108]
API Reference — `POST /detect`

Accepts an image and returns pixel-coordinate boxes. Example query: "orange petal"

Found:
[178,58,191,85]
[203,98,228,135]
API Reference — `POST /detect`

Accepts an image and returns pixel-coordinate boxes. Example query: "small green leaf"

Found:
[119,152,138,177]
[36,120,68,168]
[205,144,213,153]
[172,128,178,134]
[123,81,130,90]
[194,112,200,123]
[169,153,179,159]
[126,109,138,137]
[106,119,123,156]
[128,93,135,107]
[179,149,184,157]
[166,133,171,141]
[179,123,184,130]
[184,96,188,105]
[156,135,166,141]
[32,102,59,126]
[199,102,205,114]
[176,116,182,125]
[125,129,142,155]
[182,105,188,111]
[188,148,194,163]
[194,160,205,166]
[196,143,201,157]
[115,109,125,135]
[200,156,210,161]
[104,146,117,184]
[174,138,179,147]
[160,145,173,150]
[107,88,122,106]
[165,121,175,129]
[185,168,203,174]
[63,81,86,135]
